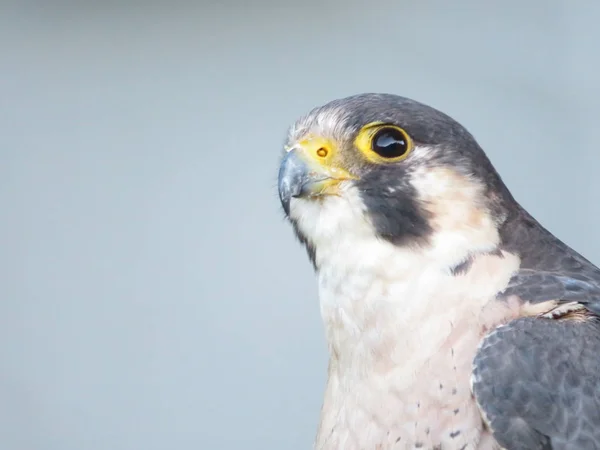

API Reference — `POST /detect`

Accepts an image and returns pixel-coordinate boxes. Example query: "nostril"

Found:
[317,147,328,158]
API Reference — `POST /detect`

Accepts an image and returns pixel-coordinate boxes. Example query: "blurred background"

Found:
[1,1,599,449]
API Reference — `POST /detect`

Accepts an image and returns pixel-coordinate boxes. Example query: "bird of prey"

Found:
[277,93,600,450]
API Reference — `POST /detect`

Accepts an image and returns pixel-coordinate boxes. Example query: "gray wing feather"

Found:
[476,190,600,448]
[472,317,600,450]
[499,207,600,313]
[502,270,600,310]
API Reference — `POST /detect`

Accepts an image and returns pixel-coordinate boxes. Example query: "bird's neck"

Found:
[294,180,524,373]
[314,228,519,379]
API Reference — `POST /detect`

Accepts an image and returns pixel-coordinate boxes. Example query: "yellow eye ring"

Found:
[354,122,413,164]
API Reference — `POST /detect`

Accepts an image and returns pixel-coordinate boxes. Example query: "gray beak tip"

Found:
[278,151,306,216]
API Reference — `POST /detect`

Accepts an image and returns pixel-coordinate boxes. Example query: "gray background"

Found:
[2,1,599,449]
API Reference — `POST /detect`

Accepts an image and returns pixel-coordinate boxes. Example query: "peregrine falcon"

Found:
[277,93,600,450]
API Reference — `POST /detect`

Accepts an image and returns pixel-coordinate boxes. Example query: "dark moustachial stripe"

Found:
[357,165,432,246]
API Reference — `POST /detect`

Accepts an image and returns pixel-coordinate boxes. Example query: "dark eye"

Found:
[371,127,409,159]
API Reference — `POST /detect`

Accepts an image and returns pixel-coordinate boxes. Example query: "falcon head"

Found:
[278,93,516,270]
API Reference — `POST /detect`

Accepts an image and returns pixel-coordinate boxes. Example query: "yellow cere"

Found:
[354,121,413,164]
[297,136,335,162]
[296,135,357,182]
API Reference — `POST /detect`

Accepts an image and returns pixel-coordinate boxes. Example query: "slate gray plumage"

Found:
[473,317,600,449]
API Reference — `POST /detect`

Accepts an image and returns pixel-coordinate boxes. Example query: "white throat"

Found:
[289,169,521,449]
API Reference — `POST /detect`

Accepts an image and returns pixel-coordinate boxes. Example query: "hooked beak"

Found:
[278,143,354,215]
